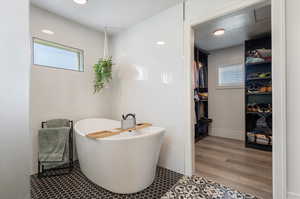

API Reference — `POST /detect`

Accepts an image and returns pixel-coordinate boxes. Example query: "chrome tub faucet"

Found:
[121,113,136,129]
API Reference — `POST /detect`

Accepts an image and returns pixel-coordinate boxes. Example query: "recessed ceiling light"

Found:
[42,29,54,35]
[157,41,166,45]
[213,29,225,36]
[73,0,88,5]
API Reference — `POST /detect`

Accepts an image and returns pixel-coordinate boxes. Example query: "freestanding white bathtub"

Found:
[74,118,165,194]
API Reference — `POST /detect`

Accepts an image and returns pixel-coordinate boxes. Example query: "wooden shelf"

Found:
[246,141,272,151]
[199,99,208,102]
[246,77,271,81]
[245,60,271,66]
[247,92,272,95]
[246,112,272,114]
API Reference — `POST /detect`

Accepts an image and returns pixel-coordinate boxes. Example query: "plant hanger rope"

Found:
[93,27,113,93]
[103,27,108,59]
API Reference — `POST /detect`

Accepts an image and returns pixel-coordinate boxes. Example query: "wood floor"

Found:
[195,136,272,199]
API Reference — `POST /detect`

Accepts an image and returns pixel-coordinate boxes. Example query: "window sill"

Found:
[216,85,244,90]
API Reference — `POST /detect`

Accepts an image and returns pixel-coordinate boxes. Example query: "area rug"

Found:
[161,175,258,199]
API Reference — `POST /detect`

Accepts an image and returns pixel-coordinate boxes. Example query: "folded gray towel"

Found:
[38,127,70,162]
[46,119,70,128]
[41,135,71,170]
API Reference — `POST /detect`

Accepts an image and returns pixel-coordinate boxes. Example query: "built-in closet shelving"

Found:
[194,48,212,142]
[245,36,272,151]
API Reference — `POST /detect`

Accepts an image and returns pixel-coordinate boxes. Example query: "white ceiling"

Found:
[194,4,271,51]
[30,0,182,34]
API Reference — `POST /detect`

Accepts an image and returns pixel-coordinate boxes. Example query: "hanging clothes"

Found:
[194,48,211,140]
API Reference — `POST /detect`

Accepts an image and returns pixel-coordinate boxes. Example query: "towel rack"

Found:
[38,120,74,178]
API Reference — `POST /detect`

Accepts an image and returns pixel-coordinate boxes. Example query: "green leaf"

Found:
[93,56,113,93]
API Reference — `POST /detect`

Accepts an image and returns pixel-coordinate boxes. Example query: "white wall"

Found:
[0,1,31,199]
[185,0,263,25]
[207,45,245,140]
[30,5,112,173]
[286,0,300,198]
[110,0,267,176]
[111,4,185,174]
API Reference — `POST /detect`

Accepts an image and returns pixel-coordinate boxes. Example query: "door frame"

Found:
[183,0,287,198]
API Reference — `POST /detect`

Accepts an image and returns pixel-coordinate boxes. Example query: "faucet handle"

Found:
[124,113,136,120]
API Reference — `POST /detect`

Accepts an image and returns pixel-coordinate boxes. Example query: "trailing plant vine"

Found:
[93,57,113,93]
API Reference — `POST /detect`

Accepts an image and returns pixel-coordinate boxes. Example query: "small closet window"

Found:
[217,64,244,88]
[33,38,84,71]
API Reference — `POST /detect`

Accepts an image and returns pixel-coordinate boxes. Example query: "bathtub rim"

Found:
[74,118,165,141]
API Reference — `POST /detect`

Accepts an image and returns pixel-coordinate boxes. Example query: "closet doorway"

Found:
[192,3,272,199]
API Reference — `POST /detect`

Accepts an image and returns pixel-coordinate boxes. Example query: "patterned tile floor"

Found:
[31,163,258,199]
[161,176,257,199]
[31,163,183,199]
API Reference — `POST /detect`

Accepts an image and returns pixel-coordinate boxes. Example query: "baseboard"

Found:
[288,192,300,199]
[209,127,244,141]
[25,193,31,199]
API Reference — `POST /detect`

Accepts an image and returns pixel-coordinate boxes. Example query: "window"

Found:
[217,64,244,88]
[33,38,84,71]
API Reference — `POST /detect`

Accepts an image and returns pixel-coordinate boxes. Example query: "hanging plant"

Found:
[93,27,113,93]
[93,57,113,93]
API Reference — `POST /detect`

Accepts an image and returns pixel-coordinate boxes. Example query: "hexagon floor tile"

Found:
[31,162,183,199]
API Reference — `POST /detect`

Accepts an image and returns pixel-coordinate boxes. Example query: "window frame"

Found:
[32,37,84,72]
[216,63,245,89]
